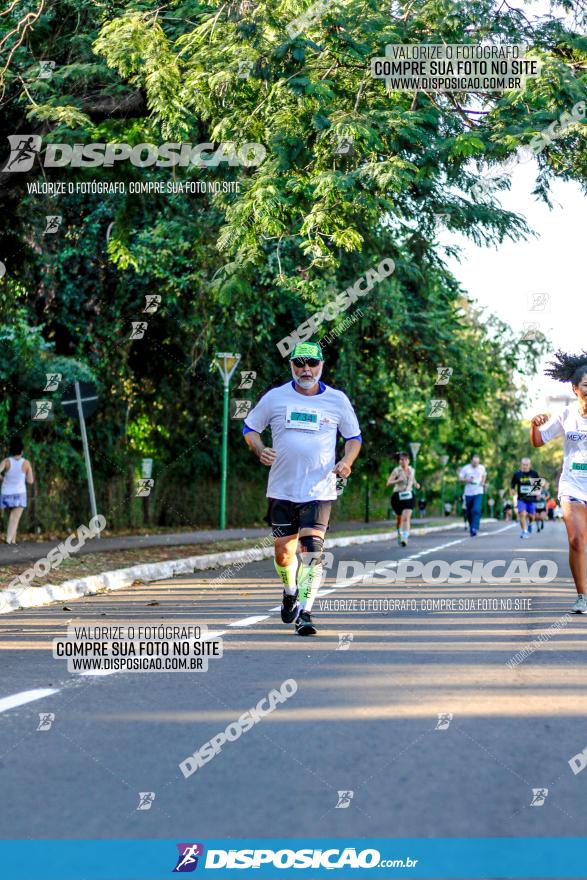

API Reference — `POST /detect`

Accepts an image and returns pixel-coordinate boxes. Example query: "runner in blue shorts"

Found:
[511,457,541,538]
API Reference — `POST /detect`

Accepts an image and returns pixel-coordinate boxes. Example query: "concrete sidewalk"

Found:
[0,517,464,565]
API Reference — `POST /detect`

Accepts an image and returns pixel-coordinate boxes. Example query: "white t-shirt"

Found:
[539,404,587,502]
[244,381,361,502]
[459,463,486,496]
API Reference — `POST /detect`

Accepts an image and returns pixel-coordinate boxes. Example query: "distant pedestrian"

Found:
[0,437,34,544]
[458,453,486,536]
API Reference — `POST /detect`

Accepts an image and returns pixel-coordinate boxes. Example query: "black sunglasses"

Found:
[291,358,321,368]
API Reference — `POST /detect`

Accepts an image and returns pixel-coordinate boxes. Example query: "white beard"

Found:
[291,362,323,389]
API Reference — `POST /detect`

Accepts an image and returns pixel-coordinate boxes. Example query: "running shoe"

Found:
[401,536,408,547]
[281,589,299,623]
[528,523,533,534]
[470,528,477,537]
[571,595,587,614]
[295,610,317,636]
[520,531,529,539]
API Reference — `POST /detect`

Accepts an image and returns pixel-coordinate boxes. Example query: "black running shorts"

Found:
[266,499,332,538]
[391,492,415,515]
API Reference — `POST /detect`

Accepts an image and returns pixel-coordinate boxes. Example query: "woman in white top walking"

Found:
[0,437,34,544]
[531,350,587,613]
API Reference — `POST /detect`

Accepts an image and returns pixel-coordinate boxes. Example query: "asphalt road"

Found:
[1,519,585,843]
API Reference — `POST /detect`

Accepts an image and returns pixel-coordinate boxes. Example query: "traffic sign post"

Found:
[61,381,100,536]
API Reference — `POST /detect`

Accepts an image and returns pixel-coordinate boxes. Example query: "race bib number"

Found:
[571,462,587,474]
[285,405,320,431]
[520,484,531,494]
[398,490,412,500]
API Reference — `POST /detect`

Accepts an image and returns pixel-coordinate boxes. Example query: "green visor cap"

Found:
[289,342,324,361]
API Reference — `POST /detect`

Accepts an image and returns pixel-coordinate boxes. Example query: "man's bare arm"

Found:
[334,439,361,478]
[244,430,276,466]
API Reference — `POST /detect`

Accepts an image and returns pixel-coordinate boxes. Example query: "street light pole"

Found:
[213,352,241,530]
[440,454,449,517]
[221,380,230,528]
[75,381,99,533]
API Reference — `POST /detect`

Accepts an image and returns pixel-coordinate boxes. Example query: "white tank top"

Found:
[2,457,27,495]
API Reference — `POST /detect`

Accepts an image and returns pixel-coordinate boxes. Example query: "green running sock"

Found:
[297,562,323,612]
[274,558,298,595]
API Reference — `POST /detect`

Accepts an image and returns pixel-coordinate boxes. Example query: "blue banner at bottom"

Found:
[1,838,586,879]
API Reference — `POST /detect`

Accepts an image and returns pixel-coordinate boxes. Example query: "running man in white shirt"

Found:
[531,350,587,613]
[243,342,362,636]
[458,454,486,536]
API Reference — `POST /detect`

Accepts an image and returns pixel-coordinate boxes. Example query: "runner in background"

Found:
[418,494,427,518]
[0,437,34,544]
[386,452,420,546]
[511,457,541,538]
[458,454,486,537]
[531,350,587,613]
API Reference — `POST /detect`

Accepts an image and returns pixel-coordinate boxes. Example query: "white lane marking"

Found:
[477,525,516,537]
[229,615,270,627]
[256,525,517,615]
[407,538,465,559]
[78,669,116,677]
[325,539,463,590]
[0,687,59,713]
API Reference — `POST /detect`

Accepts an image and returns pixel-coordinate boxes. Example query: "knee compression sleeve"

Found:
[298,533,324,562]
[297,535,325,611]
